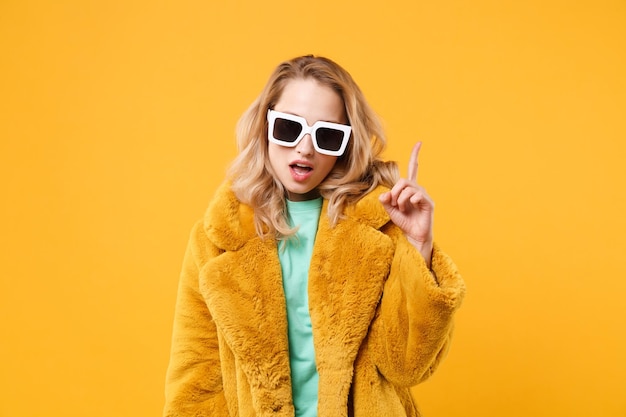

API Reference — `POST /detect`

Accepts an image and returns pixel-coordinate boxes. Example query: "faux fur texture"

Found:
[163,181,465,417]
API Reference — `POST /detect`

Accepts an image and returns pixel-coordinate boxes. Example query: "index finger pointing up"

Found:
[407,142,422,182]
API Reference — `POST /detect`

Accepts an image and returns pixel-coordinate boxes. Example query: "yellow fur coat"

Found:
[163,181,465,417]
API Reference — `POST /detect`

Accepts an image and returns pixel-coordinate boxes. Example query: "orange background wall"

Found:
[1,1,625,416]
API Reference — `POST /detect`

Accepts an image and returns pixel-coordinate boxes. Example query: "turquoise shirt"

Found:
[278,198,323,417]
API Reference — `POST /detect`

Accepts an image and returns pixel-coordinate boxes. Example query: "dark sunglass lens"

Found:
[273,118,302,142]
[316,128,344,151]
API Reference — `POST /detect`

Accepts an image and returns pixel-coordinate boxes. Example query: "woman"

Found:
[163,55,465,417]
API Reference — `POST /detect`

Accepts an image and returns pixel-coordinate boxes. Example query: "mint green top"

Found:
[278,197,323,417]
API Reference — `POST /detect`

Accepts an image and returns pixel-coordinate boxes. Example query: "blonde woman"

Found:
[163,55,465,417]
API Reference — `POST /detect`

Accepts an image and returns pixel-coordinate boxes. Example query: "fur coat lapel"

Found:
[198,182,395,410]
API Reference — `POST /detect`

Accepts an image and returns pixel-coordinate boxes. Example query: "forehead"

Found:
[274,78,346,124]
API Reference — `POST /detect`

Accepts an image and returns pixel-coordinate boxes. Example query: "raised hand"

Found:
[379,142,434,268]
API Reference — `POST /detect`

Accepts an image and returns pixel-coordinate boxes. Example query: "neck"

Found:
[286,189,321,202]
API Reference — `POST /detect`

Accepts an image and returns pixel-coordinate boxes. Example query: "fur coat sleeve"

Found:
[163,221,229,415]
[163,182,466,417]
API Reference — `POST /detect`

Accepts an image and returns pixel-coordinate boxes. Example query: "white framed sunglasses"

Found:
[267,109,352,157]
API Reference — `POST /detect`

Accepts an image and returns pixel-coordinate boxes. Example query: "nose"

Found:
[296,133,315,156]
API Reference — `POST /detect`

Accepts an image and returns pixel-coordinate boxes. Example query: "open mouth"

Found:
[290,163,313,175]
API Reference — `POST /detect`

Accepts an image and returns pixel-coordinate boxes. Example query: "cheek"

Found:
[319,155,339,174]
[267,143,282,168]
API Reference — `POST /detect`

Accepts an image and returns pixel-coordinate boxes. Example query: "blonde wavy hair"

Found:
[228,55,399,239]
